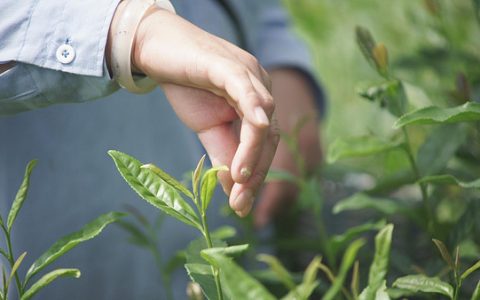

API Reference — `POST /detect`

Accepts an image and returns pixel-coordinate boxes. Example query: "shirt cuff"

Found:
[14,0,120,77]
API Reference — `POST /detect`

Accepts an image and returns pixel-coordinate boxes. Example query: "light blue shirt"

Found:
[0,1,324,299]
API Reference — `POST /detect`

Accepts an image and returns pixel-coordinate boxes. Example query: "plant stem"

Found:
[401,128,434,233]
[148,241,174,300]
[200,212,224,300]
[1,224,23,297]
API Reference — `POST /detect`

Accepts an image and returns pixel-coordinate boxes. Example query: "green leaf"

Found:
[108,150,201,230]
[327,136,402,164]
[461,260,480,280]
[392,275,454,298]
[7,160,37,232]
[164,251,186,276]
[141,163,193,199]
[24,212,124,284]
[257,254,296,291]
[472,280,480,300]
[358,80,408,117]
[193,155,206,198]
[21,269,80,300]
[432,239,455,271]
[393,102,480,129]
[322,239,366,300]
[200,166,228,212]
[7,252,27,290]
[330,219,386,253]
[418,175,480,189]
[360,281,391,300]
[333,193,403,215]
[417,124,468,177]
[210,226,237,240]
[201,249,276,300]
[355,26,377,71]
[303,256,322,287]
[116,220,150,247]
[281,281,319,300]
[363,224,394,300]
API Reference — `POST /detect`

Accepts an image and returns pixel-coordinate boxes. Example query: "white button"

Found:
[56,44,75,64]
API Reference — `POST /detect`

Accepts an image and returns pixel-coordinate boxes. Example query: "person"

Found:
[0,0,323,298]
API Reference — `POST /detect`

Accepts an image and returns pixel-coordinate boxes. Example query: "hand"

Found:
[254,68,322,228]
[108,5,279,216]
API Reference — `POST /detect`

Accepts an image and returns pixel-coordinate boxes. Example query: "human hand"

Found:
[108,4,279,216]
[254,68,322,228]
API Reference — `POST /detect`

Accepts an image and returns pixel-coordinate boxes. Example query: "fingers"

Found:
[229,121,280,217]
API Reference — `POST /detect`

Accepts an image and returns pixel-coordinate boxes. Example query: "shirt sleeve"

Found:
[0,0,121,115]
[250,1,327,115]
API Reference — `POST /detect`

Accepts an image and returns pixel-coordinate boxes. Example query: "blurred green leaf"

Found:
[303,256,322,287]
[360,281,391,300]
[201,249,275,300]
[356,26,377,71]
[358,80,407,117]
[330,219,386,253]
[266,170,297,183]
[210,226,236,240]
[109,150,201,230]
[392,275,454,298]
[7,160,37,232]
[432,239,455,270]
[116,220,150,247]
[193,155,206,199]
[394,102,480,128]
[165,251,186,276]
[461,260,480,280]
[417,124,467,176]
[333,193,403,215]
[201,166,228,212]
[418,174,480,188]
[363,225,394,300]
[472,280,480,300]
[21,269,80,300]
[323,239,365,300]
[7,252,26,291]
[327,136,402,164]
[25,212,124,284]
[257,254,296,291]
[141,163,193,199]
[281,281,319,300]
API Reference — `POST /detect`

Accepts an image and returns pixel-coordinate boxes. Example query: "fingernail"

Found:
[240,167,251,179]
[254,107,269,126]
[234,189,253,210]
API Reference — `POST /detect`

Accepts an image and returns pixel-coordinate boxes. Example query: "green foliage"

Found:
[201,166,228,212]
[393,275,454,298]
[333,193,403,215]
[394,102,480,129]
[0,160,121,300]
[418,174,480,188]
[327,136,402,164]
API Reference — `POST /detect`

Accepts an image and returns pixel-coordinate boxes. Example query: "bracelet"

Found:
[111,0,175,93]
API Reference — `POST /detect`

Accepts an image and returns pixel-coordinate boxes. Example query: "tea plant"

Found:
[0,160,124,300]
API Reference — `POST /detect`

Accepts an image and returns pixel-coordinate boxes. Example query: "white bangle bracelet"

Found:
[111,0,175,93]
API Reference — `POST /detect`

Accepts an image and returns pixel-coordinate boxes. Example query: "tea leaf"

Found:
[351,261,359,298]
[327,136,402,164]
[372,43,389,76]
[418,174,480,189]
[185,263,219,300]
[330,219,386,253]
[358,80,408,117]
[355,26,377,70]
[7,160,37,232]
[472,280,480,300]
[21,269,80,300]
[257,254,296,291]
[281,281,319,300]
[303,256,322,286]
[201,249,276,300]
[141,163,193,199]
[323,239,365,300]
[210,226,236,240]
[392,275,454,298]
[333,193,403,215]
[461,260,480,280]
[393,102,480,129]
[201,166,228,212]
[363,224,394,300]
[432,239,455,270]
[7,252,26,290]
[25,212,124,284]
[193,155,207,198]
[417,124,467,177]
[360,281,391,300]
[109,150,201,230]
